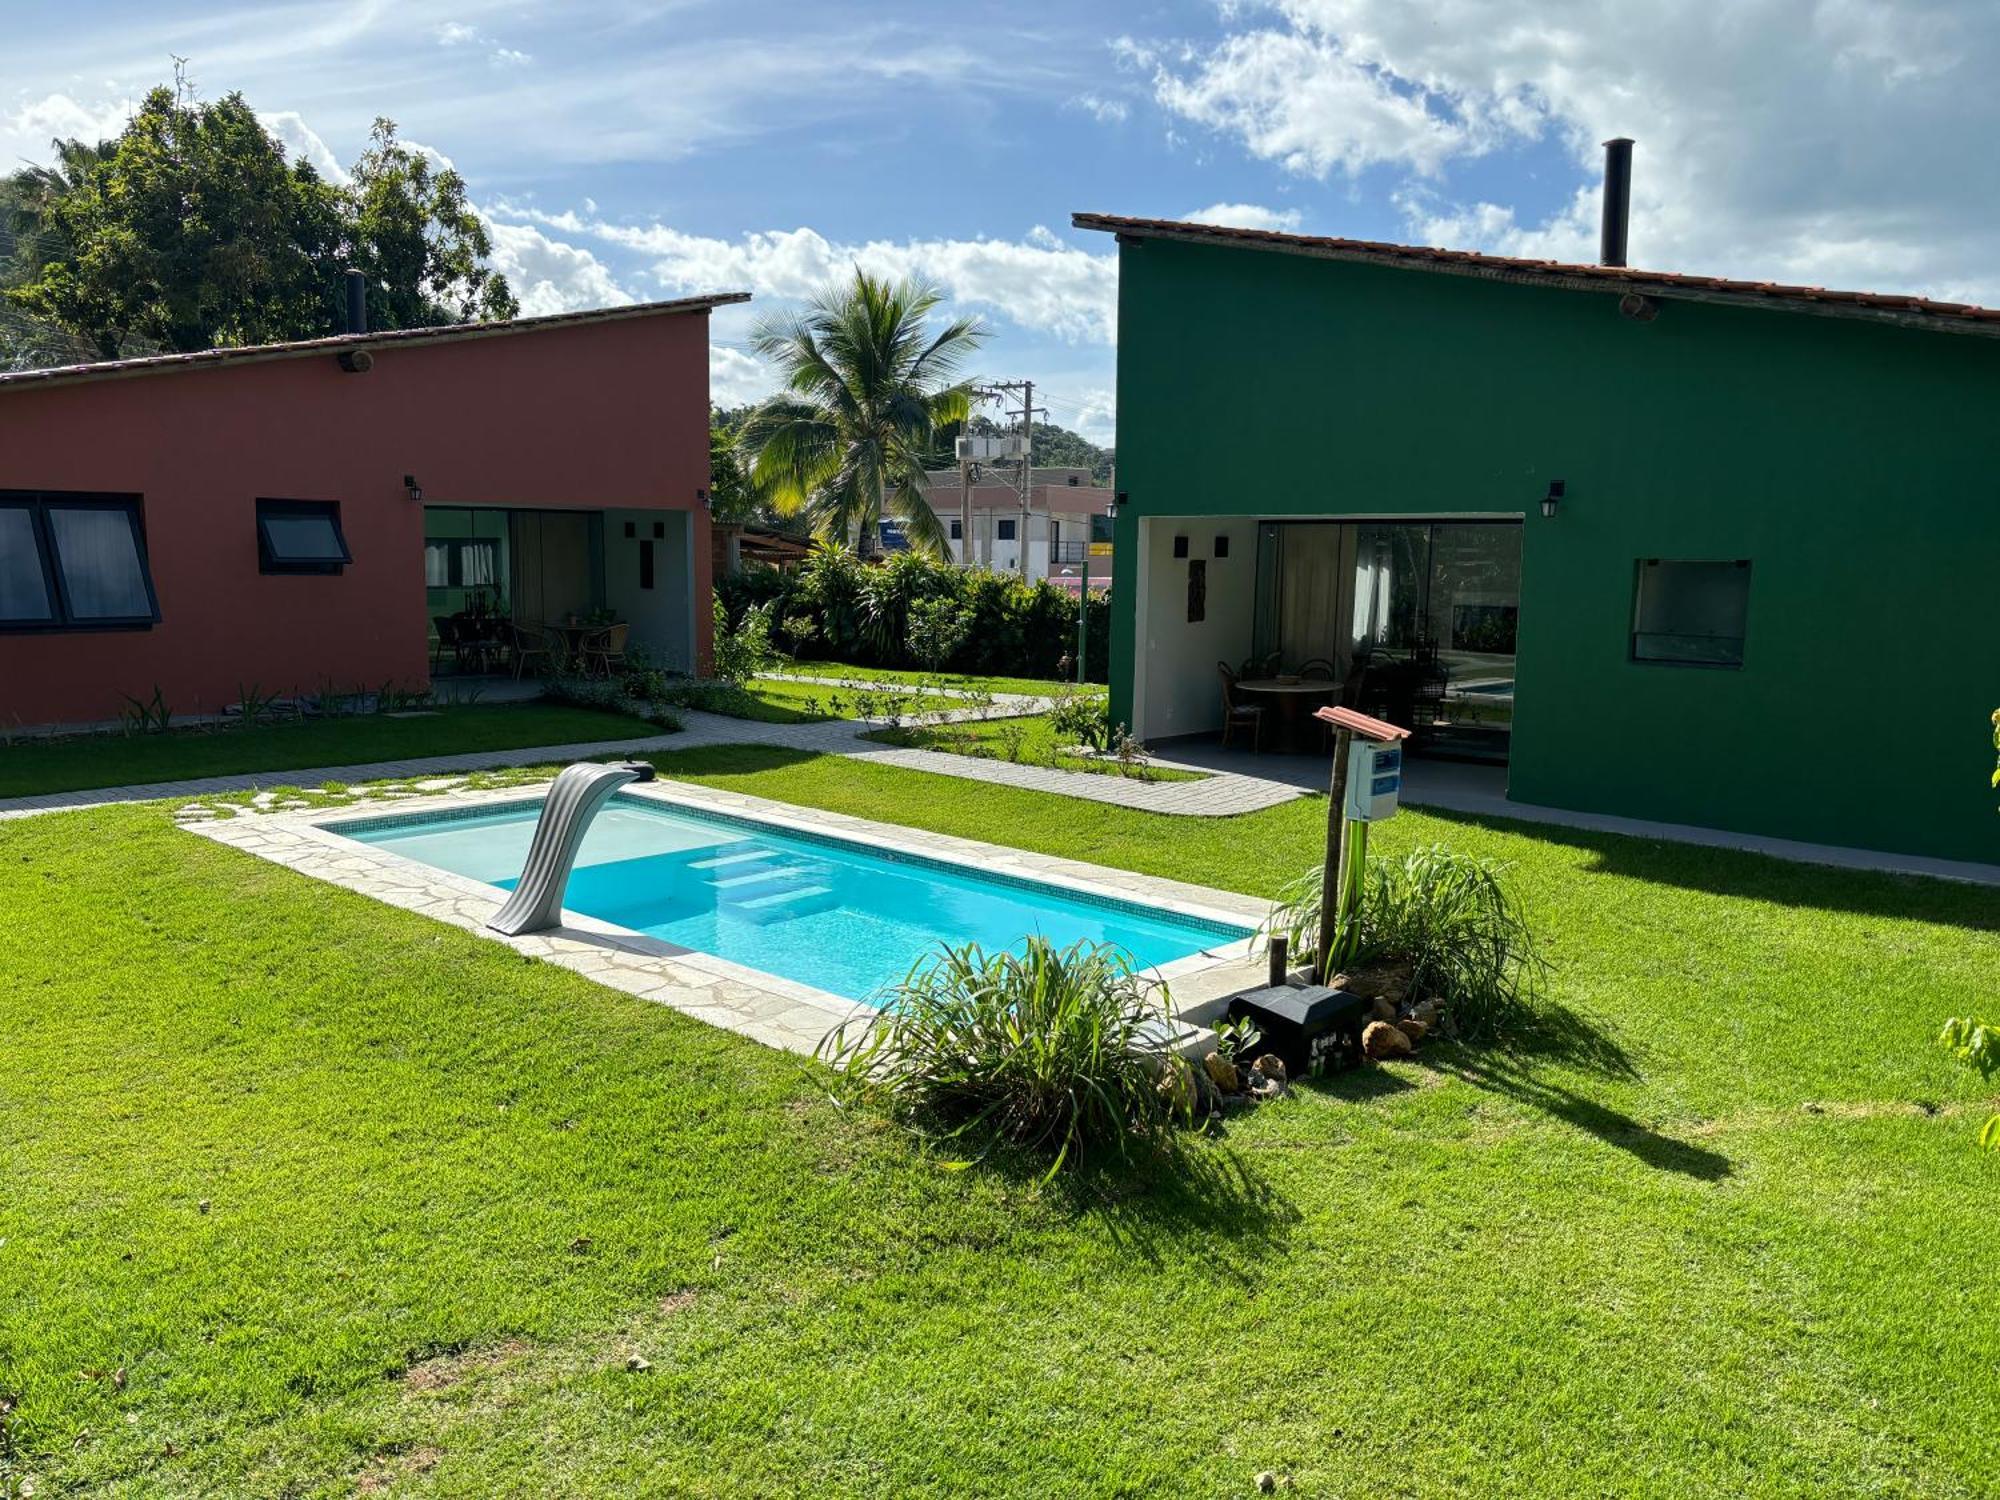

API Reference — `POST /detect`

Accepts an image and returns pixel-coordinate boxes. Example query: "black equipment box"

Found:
[1225,984,1369,1076]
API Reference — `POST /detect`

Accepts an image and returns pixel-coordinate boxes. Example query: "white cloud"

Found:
[498,209,1120,346]
[1072,93,1130,124]
[434,22,481,46]
[491,48,532,68]
[1140,0,2000,304]
[709,345,771,408]
[261,109,349,183]
[483,218,635,317]
[433,20,530,69]
[2,91,137,152]
[1183,202,1302,232]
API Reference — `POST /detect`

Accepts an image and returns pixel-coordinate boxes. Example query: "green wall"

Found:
[1108,238,2000,864]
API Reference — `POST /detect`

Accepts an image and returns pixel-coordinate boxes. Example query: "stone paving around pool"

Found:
[182,775,1272,1055]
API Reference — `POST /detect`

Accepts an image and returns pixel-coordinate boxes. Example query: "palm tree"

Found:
[737,269,983,556]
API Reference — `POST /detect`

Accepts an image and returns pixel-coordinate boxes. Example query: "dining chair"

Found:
[583,623,630,680]
[1297,658,1336,680]
[431,616,458,673]
[1217,661,1265,752]
[510,622,555,679]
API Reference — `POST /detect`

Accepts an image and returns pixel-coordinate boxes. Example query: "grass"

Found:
[772,656,1106,700]
[4,744,1999,1495]
[731,677,973,725]
[0,703,665,799]
[861,712,1204,781]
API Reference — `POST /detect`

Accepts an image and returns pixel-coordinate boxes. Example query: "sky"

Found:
[7,0,2000,446]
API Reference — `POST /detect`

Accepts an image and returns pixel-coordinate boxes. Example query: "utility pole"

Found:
[977,380,1044,577]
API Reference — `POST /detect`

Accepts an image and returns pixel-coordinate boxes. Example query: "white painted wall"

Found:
[604,508,695,671]
[1134,516,1259,742]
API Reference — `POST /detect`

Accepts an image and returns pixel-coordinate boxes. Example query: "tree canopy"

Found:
[1,84,515,362]
[736,270,984,556]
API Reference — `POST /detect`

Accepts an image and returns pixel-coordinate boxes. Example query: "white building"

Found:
[892,467,1113,590]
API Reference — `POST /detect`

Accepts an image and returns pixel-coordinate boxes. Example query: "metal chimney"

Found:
[343,269,367,335]
[1600,138,1634,268]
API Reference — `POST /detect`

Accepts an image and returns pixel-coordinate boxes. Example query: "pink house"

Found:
[0,293,745,729]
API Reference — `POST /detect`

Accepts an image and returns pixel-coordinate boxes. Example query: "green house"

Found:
[1076,211,1999,867]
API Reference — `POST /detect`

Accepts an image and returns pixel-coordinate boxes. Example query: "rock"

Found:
[1367,996,1397,1023]
[1412,999,1442,1027]
[1398,1017,1428,1045]
[1255,1473,1278,1494]
[1250,1054,1288,1089]
[1157,1061,1196,1115]
[1203,1051,1240,1094]
[1362,1021,1412,1060]
[626,1354,651,1372]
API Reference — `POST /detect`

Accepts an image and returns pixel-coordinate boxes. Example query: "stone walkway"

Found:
[0,708,1305,822]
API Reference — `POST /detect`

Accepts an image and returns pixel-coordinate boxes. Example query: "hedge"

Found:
[717,548,1111,683]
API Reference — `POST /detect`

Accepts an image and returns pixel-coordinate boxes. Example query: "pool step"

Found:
[688,848,775,872]
[732,882,839,924]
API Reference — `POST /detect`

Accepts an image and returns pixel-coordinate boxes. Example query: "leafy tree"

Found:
[344,119,515,329]
[737,270,983,556]
[2,86,514,359]
[7,88,340,357]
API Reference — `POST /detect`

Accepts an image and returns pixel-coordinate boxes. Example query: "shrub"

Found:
[1939,1018,2000,1150]
[717,548,1109,680]
[711,598,776,685]
[818,938,1192,1177]
[1047,687,1115,752]
[1265,844,1545,1039]
[907,594,972,672]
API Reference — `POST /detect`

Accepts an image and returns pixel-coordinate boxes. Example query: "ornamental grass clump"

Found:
[1266,843,1546,1040]
[817,938,1191,1177]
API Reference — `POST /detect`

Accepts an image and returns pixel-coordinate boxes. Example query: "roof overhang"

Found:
[1073,213,2000,341]
[0,292,752,395]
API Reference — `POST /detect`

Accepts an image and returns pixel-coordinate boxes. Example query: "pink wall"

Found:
[0,310,716,727]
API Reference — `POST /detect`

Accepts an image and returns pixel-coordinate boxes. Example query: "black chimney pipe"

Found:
[1600,138,1633,268]
[343,269,367,335]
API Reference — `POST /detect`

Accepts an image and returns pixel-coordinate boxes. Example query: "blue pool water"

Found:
[337,796,1250,1003]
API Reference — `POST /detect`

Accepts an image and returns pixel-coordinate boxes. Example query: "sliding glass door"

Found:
[1252,519,1521,759]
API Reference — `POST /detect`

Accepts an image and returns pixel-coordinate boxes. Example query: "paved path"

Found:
[0,708,1304,822]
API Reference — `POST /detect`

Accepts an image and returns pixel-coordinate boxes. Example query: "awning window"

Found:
[257,499,351,575]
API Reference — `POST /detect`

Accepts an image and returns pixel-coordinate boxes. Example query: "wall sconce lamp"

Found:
[1109,491,1125,520]
[1542,480,1565,520]
[697,487,711,512]
[404,474,424,503]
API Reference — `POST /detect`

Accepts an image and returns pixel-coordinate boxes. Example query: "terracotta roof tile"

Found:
[0,292,752,394]
[1071,213,2000,336]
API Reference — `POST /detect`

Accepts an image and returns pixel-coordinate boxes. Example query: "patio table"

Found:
[1234,678,1337,753]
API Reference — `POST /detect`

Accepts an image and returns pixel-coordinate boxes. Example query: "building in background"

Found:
[1,294,743,729]
[884,466,1113,591]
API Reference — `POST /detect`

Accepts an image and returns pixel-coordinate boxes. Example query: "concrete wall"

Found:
[604,508,696,671]
[1,309,717,725]
[1132,515,1260,740]
[1107,235,2000,863]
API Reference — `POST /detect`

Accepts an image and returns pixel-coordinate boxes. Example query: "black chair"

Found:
[1297,657,1336,680]
[1217,661,1265,752]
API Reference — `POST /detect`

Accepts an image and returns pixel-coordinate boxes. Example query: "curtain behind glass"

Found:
[1275,524,1345,668]
[47,507,150,620]
[0,507,53,621]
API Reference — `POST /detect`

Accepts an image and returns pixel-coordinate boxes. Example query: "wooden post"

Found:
[1316,726,1353,984]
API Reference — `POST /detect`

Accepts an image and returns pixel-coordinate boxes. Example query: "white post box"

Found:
[1343,739,1403,822]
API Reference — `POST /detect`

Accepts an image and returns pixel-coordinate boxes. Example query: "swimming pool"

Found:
[333,795,1253,1004]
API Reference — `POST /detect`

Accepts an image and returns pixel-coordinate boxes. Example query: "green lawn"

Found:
[772,657,1105,700]
[4,746,1998,1496]
[862,712,1203,781]
[0,704,666,800]
[732,677,972,725]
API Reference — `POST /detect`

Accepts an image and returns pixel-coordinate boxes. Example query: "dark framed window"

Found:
[949,519,962,541]
[997,518,1017,541]
[1214,534,1230,559]
[1632,559,1750,667]
[1172,534,1190,559]
[257,499,351,575]
[0,491,159,631]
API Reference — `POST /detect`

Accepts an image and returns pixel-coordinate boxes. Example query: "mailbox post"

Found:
[1311,705,1412,982]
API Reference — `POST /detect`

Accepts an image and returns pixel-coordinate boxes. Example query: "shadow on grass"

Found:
[1042,1144,1301,1272]
[1417,805,2000,933]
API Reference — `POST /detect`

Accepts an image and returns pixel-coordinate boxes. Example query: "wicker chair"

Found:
[582,622,630,680]
[510,622,556,679]
[1217,661,1265,752]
